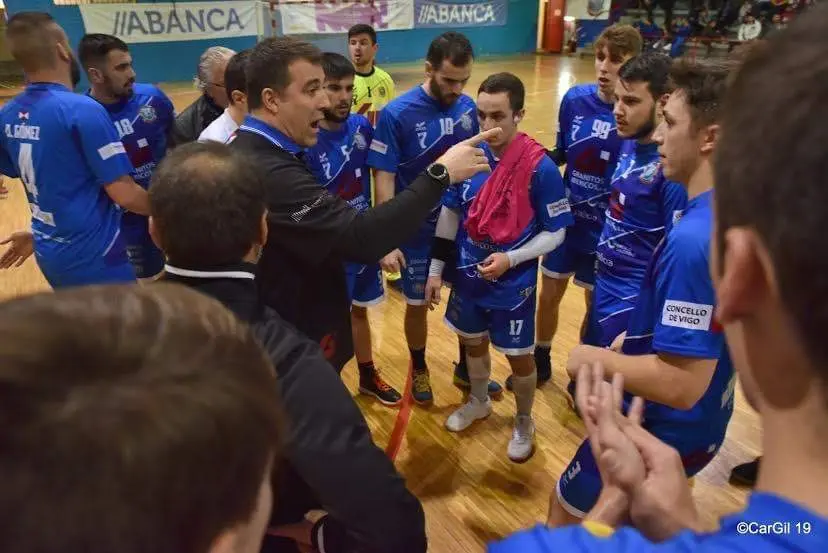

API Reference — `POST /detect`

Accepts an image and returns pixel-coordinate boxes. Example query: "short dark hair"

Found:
[426,31,474,71]
[348,23,377,44]
[667,58,730,129]
[715,3,828,381]
[6,11,61,72]
[77,33,128,70]
[149,141,266,267]
[618,52,673,99]
[594,24,643,60]
[225,49,251,105]
[0,283,282,553]
[478,72,525,113]
[247,36,323,110]
[321,51,355,81]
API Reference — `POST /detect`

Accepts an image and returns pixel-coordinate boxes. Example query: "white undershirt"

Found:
[198,109,239,144]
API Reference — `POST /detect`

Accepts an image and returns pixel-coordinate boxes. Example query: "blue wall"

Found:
[6,0,538,85]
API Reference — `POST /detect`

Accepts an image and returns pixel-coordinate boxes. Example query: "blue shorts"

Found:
[582,289,637,347]
[37,235,136,289]
[122,217,164,279]
[557,421,726,517]
[444,287,536,356]
[541,241,597,289]
[400,241,430,305]
[345,262,384,307]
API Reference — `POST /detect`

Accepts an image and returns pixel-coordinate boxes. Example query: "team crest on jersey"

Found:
[379,86,387,97]
[459,113,473,132]
[138,105,157,123]
[353,132,368,150]
[639,162,659,185]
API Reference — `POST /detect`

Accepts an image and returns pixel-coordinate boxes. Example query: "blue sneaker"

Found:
[452,361,504,399]
[411,366,433,405]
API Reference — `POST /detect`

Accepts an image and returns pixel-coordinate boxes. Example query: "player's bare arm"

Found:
[566,346,717,410]
[374,169,405,271]
[104,175,151,216]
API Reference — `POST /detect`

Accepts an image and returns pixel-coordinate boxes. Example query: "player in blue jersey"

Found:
[583,53,687,354]
[490,20,828,552]
[368,32,501,404]
[425,73,573,461]
[545,58,733,527]
[79,33,176,280]
[305,52,403,407]
[0,13,149,288]
[525,25,642,392]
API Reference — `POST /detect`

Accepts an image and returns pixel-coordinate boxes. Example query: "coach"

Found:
[230,37,497,370]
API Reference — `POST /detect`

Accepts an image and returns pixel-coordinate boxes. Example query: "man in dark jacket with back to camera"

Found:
[147,141,427,553]
[229,36,499,371]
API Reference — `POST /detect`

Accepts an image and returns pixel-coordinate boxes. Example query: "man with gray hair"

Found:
[170,45,235,146]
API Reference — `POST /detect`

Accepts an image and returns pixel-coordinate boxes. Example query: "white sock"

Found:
[512,370,537,417]
[467,352,491,402]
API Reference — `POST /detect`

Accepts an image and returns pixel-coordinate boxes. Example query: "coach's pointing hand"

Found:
[436,127,503,184]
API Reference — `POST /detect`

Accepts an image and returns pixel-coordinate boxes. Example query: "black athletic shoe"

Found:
[358,368,402,406]
[729,458,760,487]
[452,361,504,399]
[505,348,552,391]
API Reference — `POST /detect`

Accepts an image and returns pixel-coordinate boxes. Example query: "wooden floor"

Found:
[0,54,760,551]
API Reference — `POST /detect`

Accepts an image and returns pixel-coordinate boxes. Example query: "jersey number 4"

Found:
[18,142,38,199]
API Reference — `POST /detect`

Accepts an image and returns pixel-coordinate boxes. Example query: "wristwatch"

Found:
[426,162,451,186]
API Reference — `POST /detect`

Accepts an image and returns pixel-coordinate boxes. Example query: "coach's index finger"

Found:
[464,127,503,146]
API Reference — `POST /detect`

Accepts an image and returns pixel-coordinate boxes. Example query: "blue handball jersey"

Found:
[444,142,573,310]
[305,114,373,214]
[556,84,622,254]
[0,82,133,268]
[366,85,479,242]
[595,140,687,302]
[89,84,174,226]
[622,190,735,431]
[488,492,828,553]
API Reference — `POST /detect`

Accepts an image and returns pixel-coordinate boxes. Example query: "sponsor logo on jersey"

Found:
[97,142,127,160]
[640,162,659,185]
[18,111,29,120]
[546,198,571,217]
[353,132,368,150]
[138,104,157,123]
[661,299,714,330]
[459,112,473,132]
[369,139,388,155]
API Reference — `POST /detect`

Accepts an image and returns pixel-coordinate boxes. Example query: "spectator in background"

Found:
[739,13,763,39]
[199,49,250,144]
[0,283,283,553]
[171,46,235,146]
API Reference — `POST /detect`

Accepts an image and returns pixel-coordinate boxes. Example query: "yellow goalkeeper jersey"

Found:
[352,65,395,126]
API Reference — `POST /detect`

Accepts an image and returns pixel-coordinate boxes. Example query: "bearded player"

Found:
[425,73,572,461]
[79,33,175,280]
[522,25,642,392]
[367,32,501,404]
[547,57,735,529]
[582,53,687,356]
[305,53,403,406]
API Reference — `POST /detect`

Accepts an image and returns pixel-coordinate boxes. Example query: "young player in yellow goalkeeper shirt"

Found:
[348,23,400,285]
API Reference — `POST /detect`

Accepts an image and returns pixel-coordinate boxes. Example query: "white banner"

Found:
[280,0,414,35]
[79,2,259,44]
